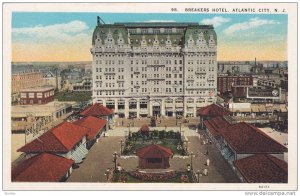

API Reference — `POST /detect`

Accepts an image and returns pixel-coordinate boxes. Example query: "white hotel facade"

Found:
[91,18,217,118]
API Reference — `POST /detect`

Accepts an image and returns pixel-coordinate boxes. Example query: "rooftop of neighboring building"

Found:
[204,116,231,137]
[12,153,74,182]
[197,103,231,117]
[233,154,287,183]
[18,121,89,153]
[80,103,113,117]
[218,122,287,154]
[20,86,54,92]
[73,116,107,140]
[11,101,72,118]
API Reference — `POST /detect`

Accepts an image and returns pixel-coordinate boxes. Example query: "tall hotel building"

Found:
[91,17,217,118]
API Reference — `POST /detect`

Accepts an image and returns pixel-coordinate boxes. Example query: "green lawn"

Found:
[123,138,185,156]
[54,91,92,102]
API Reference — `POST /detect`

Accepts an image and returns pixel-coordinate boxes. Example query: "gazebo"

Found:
[139,124,150,136]
[136,144,173,169]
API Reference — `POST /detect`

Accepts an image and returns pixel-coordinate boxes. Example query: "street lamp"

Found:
[128,122,131,139]
[179,122,183,137]
[120,139,124,155]
[190,151,194,171]
[104,169,110,181]
[196,170,201,183]
[112,152,119,173]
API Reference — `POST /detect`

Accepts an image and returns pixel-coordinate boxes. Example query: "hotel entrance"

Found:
[152,106,161,117]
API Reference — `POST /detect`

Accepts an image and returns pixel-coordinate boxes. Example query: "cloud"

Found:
[224,17,279,35]
[201,16,231,27]
[12,20,90,43]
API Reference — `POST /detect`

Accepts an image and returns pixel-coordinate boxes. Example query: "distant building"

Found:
[12,71,43,94]
[217,61,254,74]
[72,77,92,92]
[19,86,55,105]
[217,75,253,94]
[43,71,62,90]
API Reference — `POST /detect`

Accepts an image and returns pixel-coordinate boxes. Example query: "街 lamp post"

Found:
[120,139,124,155]
[196,170,201,183]
[190,151,194,171]
[112,152,118,173]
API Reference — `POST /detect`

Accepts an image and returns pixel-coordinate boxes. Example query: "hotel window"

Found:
[20,93,26,98]
[29,93,35,98]
[37,93,43,98]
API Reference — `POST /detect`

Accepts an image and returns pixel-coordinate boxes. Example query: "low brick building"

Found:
[19,86,55,105]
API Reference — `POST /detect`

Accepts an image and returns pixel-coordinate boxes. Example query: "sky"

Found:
[11,13,288,62]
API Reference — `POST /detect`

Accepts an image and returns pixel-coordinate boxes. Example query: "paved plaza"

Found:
[67,125,239,183]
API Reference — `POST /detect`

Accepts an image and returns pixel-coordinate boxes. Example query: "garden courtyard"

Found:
[67,124,240,183]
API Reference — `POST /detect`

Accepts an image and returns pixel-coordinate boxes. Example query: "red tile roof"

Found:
[139,124,150,133]
[18,122,89,153]
[197,104,231,117]
[218,122,287,154]
[136,144,173,158]
[234,154,287,183]
[204,116,230,137]
[12,153,74,182]
[80,103,113,117]
[73,116,107,140]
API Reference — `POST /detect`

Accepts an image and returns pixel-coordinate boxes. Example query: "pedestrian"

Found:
[206,149,209,155]
[206,158,210,166]
[203,168,208,176]
[122,120,124,126]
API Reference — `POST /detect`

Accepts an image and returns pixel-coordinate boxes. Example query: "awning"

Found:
[165,103,173,108]
[175,108,183,112]
[280,105,287,112]
[231,108,251,113]
[259,106,267,112]
[251,105,259,113]
[175,103,183,108]
[187,111,194,114]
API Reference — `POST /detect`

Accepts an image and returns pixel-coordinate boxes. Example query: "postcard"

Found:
[2,2,298,192]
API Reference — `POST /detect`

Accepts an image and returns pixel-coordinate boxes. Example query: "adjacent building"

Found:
[19,86,55,105]
[91,18,218,118]
[12,153,74,182]
[43,71,62,90]
[217,75,253,94]
[18,122,89,164]
[12,71,44,94]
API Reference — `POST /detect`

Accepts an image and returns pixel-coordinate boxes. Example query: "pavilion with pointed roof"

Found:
[136,144,173,169]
